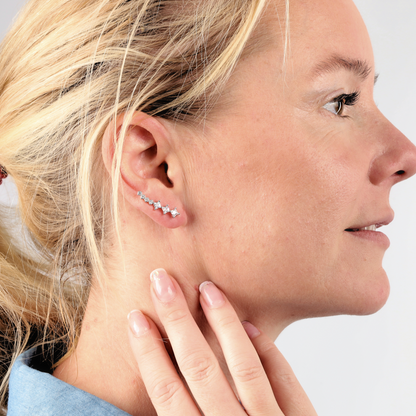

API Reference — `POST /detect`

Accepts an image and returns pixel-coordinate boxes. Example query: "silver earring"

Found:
[137,191,180,218]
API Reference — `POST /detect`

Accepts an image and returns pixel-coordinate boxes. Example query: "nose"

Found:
[368,113,416,186]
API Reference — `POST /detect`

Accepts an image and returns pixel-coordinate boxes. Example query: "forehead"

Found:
[263,0,374,78]
[210,0,375,119]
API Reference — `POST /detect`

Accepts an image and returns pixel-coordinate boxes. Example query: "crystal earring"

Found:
[137,191,180,218]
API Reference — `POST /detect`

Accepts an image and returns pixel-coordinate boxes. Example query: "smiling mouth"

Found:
[344,223,390,248]
[345,213,394,234]
[345,224,379,232]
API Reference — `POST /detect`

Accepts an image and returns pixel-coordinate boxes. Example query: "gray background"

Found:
[1,1,415,415]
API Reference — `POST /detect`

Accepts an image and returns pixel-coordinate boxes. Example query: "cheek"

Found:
[264,134,390,315]
[188,116,387,318]
[189,125,350,291]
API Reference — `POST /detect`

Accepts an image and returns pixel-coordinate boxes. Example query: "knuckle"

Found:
[233,361,264,384]
[149,377,183,409]
[181,353,218,384]
[216,313,238,331]
[257,340,276,356]
[164,307,188,326]
[273,370,299,389]
[136,337,161,361]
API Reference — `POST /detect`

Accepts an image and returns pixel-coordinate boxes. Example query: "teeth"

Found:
[346,224,380,232]
[361,224,377,231]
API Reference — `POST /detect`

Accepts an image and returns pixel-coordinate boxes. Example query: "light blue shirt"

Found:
[8,347,130,415]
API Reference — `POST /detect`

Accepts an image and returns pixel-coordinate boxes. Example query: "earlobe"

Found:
[101,112,187,229]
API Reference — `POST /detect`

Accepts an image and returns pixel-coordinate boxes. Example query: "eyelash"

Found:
[323,91,360,117]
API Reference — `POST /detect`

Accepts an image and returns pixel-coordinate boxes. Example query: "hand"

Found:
[127,269,318,415]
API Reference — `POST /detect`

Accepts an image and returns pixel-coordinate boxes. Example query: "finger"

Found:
[149,269,246,416]
[127,310,200,416]
[199,281,283,415]
[243,322,318,416]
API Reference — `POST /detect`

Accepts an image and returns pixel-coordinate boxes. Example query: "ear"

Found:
[101,112,187,228]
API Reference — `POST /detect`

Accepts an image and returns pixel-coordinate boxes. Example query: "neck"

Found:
[53,223,289,415]
[53,273,251,415]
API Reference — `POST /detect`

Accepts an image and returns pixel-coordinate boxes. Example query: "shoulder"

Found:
[7,347,130,416]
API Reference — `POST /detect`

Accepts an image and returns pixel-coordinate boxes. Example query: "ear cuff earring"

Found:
[137,191,180,218]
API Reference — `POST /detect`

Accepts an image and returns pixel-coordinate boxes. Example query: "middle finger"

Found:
[199,281,282,415]
[149,269,245,416]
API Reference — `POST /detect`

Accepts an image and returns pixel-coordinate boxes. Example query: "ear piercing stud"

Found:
[137,191,180,218]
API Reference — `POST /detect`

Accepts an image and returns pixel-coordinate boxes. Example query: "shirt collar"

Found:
[8,347,130,415]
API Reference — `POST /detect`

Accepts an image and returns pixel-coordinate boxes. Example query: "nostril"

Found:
[395,170,405,176]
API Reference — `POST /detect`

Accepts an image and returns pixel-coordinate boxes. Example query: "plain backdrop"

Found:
[1,1,415,415]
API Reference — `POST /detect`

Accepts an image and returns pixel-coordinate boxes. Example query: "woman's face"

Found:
[179,0,416,323]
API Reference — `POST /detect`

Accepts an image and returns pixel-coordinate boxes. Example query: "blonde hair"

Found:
[0,0,289,412]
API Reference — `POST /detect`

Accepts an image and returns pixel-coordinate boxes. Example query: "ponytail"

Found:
[0,202,84,414]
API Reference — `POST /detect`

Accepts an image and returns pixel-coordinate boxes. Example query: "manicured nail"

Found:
[150,268,176,302]
[242,321,261,339]
[199,281,225,308]
[128,310,150,337]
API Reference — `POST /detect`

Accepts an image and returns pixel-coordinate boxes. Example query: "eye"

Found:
[323,91,360,117]
[323,100,343,116]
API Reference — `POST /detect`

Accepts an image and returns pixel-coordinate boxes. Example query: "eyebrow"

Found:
[312,55,377,83]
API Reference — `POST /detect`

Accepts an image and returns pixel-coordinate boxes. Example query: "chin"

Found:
[356,280,390,315]
[296,267,391,320]
[338,268,391,317]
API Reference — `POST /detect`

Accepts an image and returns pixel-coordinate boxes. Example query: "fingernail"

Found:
[242,321,261,339]
[150,268,176,302]
[199,281,225,308]
[128,310,150,337]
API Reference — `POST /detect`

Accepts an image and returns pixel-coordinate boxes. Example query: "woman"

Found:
[1,0,415,415]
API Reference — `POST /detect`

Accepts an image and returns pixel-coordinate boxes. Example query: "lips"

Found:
[345,213,394,232]
[345,224,378,232]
